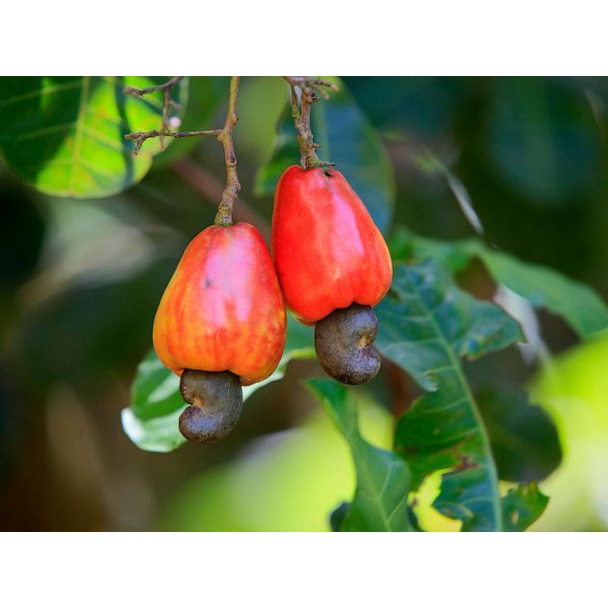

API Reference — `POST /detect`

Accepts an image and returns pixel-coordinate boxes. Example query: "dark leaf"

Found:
[477,387,562,483]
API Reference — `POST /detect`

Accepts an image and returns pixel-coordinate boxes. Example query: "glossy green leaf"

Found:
[375,260,523,531]
[0,76,186,198]
[306,378,413,532]
[501,483,549,531]
[391,228,608,337]
[254,77,395,233]
[122,315,315,452]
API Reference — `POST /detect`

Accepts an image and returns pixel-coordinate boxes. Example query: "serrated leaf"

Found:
[501,482,549,531]
[0,76,187,198]
[254,77,395,233]
[122,315,315,452]
[376,259,523,531]
[306,378,413,532]
[392,228,608,337]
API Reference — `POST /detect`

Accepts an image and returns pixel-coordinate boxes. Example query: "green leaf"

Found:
[476,246,608,337]
[392,228,608,337]
[476,387,562,483]
[122,315,315,452]
[306,378,413,532]
[501,483,549,531]
[0,76,187,198]
[254,77,395,233]
[375,259,523,531]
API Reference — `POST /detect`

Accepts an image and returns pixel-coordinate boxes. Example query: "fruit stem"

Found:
[284,77,338,170]
[123,76,242,225]
[214,76,241,227]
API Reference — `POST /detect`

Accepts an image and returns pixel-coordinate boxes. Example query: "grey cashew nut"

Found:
[314,303,381,385]
[179,369,243,443]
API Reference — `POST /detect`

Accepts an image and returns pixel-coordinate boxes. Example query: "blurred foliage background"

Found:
[1,76,607,531]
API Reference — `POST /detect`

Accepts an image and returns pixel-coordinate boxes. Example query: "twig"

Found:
[283,77,338,99]
[124,77,186,154]
[125,129,222,155]
[213,76,241,227]
[125,76,243,226]
[283,77,338,169]
[123,76,184,98]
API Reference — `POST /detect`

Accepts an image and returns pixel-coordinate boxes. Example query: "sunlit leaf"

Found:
[122,315,315,452]
[0,76,187,198]
[501,482,549,531]
[375,259,523,531]
[306,378,413,532]
[254,77,395,233]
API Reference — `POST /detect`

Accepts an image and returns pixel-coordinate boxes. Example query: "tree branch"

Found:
[125,129,222,154]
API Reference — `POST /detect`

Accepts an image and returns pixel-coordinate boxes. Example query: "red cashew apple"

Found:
[272,165,392,385]
[153,222,286,442]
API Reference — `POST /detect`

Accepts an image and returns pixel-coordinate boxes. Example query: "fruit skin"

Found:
[272,165,393,325]
[153,222,286,385]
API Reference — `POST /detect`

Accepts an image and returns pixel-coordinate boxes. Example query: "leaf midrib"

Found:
[402,272,503,531]
[352,439,406,532]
